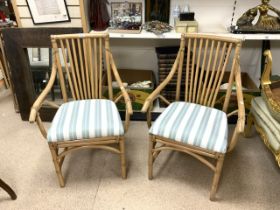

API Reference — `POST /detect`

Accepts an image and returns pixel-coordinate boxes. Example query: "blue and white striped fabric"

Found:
[47,99,124,142]
[150,102,228,153]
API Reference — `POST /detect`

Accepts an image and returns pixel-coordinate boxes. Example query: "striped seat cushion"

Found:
[149,102,228,153]
[251,97,280,152]
[47,99,124,142]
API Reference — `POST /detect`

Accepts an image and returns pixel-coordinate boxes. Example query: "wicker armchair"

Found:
[29,33,132,187]
[141,33,245,200]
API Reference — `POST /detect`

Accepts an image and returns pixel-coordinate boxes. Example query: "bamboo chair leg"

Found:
[210,155,225,201]
[244,111,254,138]
[0,179,17,200]
[119,137,127,179]
[59,147,68,168]
[49,144,65,187]
[148,135,155,180]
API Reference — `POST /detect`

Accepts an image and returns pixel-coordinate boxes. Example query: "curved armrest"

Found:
[29,63,58,123]
[261,50,272,86]
[109,53,133,116]
[141,50,182,113]
[228,64,245,152]
[235,66,245,134]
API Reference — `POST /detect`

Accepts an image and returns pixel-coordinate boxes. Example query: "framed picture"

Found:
[26,0,70,25]
[145,0,170,23]
[109,1,144,32]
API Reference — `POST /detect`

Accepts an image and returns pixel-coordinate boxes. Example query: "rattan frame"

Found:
[29,33,132,187]
[142,33,245,201]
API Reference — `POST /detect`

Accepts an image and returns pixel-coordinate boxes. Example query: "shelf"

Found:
[109,30,181,39]
[216,33,280,40]
[93,29,280,41]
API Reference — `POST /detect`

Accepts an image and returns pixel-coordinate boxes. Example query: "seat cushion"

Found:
[47,99,124,142]
[251,97,280,152]
[149,102,228,153]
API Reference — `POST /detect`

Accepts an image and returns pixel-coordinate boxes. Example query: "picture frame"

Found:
[26,0,70,25]
[108,0,144,33]
[145,0,170,23]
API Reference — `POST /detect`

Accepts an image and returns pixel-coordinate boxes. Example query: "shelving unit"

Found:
[107,29,280,41]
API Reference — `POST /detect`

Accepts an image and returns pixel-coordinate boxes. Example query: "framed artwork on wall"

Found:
[108,0,144,33]
[26,0,70,25]
[145,0,170,23]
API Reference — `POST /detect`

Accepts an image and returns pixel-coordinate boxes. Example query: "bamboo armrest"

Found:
[227,64,245,152]
[109,54,133,115]
[142,97,154,113]
[141,51,181,113]
[29,64,58,123]
[235,66,245,134]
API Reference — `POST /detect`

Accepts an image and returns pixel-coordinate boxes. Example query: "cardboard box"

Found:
[175,19,198,33]
[106,69,155,111]
[158,72,260,113]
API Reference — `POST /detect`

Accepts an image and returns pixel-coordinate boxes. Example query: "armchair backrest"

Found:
[174,34,242,113]
[51,33,114,102]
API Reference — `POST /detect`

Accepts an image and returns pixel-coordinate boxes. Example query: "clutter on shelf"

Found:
[142,20,172,34]
[231,0,280,33]
[108,1,143,33]
[173,3,198,33]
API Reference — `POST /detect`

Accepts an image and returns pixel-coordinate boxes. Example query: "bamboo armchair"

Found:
[141,33,245,200]
[29,33,132,187]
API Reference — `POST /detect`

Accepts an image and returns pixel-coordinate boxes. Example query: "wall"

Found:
[112,0,280,86]
[173,0,280,84]
[13,0,82,27]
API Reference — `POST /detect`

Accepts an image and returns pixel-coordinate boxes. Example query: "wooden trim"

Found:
[79,0,88,32]
[185,33,242,43]
[154,136,218,158]
[11,0,22,27]
[153,145,216,171]
[58,145,121,159]
[2,28,83,121]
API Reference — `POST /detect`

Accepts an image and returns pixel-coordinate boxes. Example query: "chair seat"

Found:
[251,97,280,152]
[149,102,228,153]
[47,99,124,142]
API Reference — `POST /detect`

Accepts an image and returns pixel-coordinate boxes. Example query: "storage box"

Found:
[175,19,198,33]
[106,69,155,111]
[180,12,195,21]
[157,72,260,112]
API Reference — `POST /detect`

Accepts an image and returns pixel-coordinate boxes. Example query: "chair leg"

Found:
[210,155,225,201]
[244,111,254,138]
[49,144,65,187]
[59,147,68,168]
[119,137,127,179]
[147,106,152,128]
[148,135,155,180]
[0,179,17,200]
